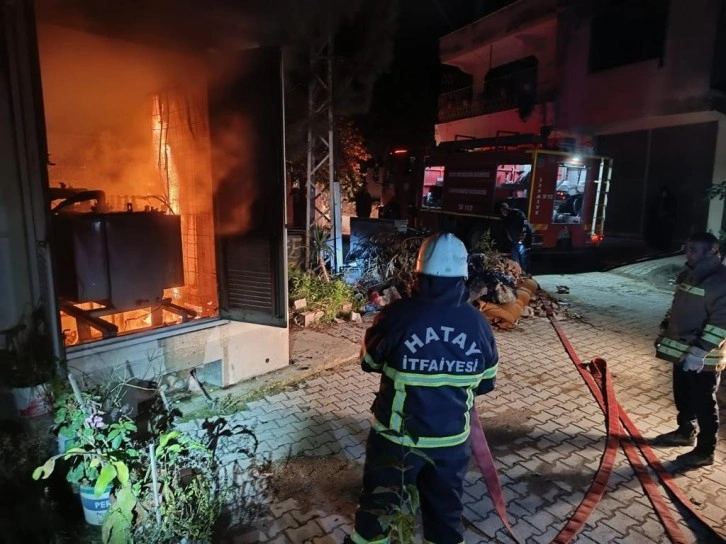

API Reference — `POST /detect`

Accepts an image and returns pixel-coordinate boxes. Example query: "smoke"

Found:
[209,114,258,236]
[38,23,206,202]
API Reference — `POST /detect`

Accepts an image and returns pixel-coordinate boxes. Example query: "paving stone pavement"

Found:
[184,257,726,544]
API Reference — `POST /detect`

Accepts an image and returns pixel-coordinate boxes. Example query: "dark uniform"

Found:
[501,206,529,272]
[351,274,498,544]
[655,253,726,460]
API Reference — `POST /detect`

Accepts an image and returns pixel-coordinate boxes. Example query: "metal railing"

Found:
[438,78,555,123]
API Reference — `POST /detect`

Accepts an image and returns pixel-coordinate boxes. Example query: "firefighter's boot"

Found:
[676,447,715,467]
[651,428,696,447]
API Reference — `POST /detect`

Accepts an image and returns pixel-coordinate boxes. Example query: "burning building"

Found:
[0,0,289,386]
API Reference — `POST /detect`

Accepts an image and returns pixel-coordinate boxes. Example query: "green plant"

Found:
[367,418,435,544]
[289,267,357,322]
[33,413,139,496]
[123,430,220,544]
[35,376,272,542]
[309,225,333,281]
[53,389,100,446]
[471,229,500,263]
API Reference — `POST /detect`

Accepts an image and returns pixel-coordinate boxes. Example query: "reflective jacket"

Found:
[656,256,726,372]
[361,275,498,448]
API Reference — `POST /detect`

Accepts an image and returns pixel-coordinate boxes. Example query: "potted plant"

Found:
[52,388,102,454]
[32,401,139,526]
[0,307,56,418]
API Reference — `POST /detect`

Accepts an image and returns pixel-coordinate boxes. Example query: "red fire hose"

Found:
[469,294,725,543]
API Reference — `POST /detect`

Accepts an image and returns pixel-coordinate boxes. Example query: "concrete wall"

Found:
[66,319,289,387]
[597,118,719,239]
[559,0,721,130]
[0,83,33,333]
[435,102,555,143]
[442,17,558,97]
[591,111,726,239]
[435,7,558,143]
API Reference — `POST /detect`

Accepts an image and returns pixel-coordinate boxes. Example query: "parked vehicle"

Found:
[414,137,613,253]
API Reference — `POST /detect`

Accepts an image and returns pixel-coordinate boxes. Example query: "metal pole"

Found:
[305,43,315,271]
[149,442,162,525]
[327,28,343,273]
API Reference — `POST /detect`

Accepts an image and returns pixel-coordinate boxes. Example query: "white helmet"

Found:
[415,233,468,279]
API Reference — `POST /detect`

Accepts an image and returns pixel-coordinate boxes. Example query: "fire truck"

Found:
[415,135,613,253]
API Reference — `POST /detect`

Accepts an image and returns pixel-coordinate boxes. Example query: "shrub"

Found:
[288,268,357,322]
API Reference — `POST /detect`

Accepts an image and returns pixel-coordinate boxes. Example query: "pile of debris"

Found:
[467,253,539,329]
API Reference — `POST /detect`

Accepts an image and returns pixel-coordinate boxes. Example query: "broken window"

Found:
[589,0,669,72]
[38,24,219,346]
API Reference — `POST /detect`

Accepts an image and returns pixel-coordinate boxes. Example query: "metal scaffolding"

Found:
[305,29,343,274]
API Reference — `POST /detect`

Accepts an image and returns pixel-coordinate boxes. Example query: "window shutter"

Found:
[209,47,287,327]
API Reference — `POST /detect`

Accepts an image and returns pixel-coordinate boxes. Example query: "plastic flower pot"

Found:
[56,433,73,454]
[11,385,51,417]
[79,485,112,525]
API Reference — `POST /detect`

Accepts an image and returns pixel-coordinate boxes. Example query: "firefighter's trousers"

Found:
[351,429,470,544]
[673,364,721,452]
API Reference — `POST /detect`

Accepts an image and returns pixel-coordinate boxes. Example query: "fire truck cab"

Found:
[416,136,613,253]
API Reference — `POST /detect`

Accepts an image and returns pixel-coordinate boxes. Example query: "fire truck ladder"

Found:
[591,157,613,240]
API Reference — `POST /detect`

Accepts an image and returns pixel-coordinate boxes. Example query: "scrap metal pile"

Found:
[467,253,540,329]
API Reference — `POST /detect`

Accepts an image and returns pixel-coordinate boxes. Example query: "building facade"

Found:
[436,0,726,240]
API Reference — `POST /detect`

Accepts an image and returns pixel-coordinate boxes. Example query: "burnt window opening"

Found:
[38,24,220,347]
[589,0,669,73]
[37,22,237,347]
[38,25,287,346]
[482,56,538,115]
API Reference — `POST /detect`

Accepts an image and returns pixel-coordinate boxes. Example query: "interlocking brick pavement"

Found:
[182,257,726,543]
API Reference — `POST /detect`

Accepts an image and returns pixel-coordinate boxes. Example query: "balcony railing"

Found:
[438,79,555,123]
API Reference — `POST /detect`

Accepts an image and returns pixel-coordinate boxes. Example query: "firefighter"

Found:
[652,232,726,467]
[355,184,373,219]
[498,202,529,272]
[349,233,499,544]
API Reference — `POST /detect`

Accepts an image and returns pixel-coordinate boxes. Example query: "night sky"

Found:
[362,0,517,157]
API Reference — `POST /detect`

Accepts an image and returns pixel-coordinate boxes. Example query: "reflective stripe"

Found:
[702,324,726,346]
[383,366,492,387]
[705,324,726,338]
[660,338,688,352]
[677,283,705,296]
[658,337,688,359]
[389,380,406,434]
[701,331,723,346]
[704,355,722,367]
[363,352,383,370]
[657,345,685,359]
[372,418,471,448]
[350,532,390,544]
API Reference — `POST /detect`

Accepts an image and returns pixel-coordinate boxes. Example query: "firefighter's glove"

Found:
[682,347,709,373]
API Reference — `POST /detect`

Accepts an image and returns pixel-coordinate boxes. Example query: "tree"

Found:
[280,0,398,199]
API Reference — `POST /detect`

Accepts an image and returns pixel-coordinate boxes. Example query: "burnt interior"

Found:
[37,20,220,346]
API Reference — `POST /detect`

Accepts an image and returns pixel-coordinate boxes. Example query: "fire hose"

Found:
[468,293,725,543]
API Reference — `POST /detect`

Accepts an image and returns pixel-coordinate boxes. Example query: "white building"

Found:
[436,0,726,240]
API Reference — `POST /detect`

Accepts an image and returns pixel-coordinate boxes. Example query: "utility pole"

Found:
[305,16,343,274]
